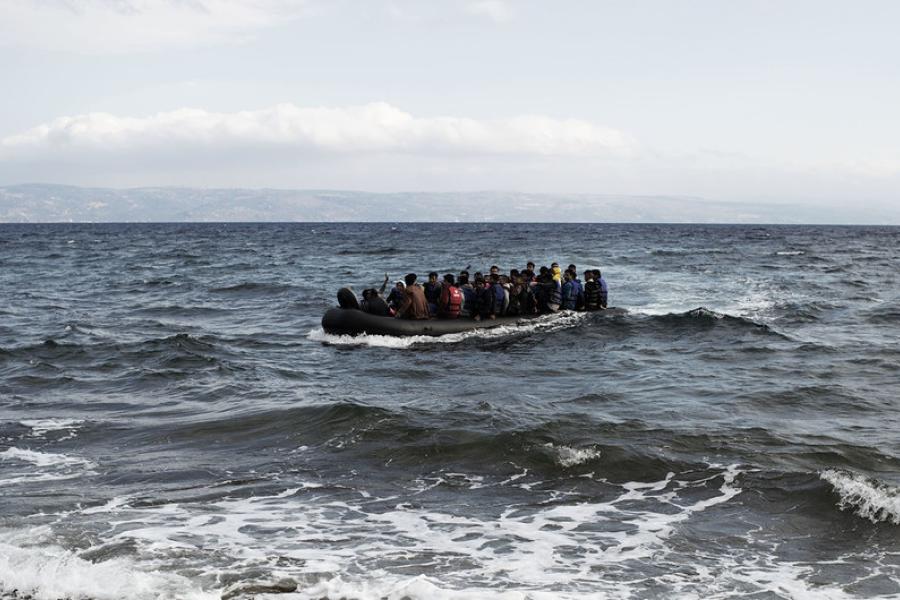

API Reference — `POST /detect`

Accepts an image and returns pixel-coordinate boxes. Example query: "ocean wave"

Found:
[821,470,900,525]
[0,541,216,600]
[209,281,296,294]
[31,465,744,599]
[862,301,900,324]
[544,443,602,468]
[19,418,84,439]
[308,311,592,348]
[0,447,93,469]
[636,307,789,339]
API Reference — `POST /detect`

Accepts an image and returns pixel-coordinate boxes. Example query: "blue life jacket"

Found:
[561,280,577,310]
[460,286,477,317]
[492,283,506,315]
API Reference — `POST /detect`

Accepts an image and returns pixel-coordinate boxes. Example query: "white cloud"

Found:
[0,0,309,53]
[0,102,637,161]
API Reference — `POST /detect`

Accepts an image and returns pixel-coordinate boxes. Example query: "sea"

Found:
[0,222,898,600]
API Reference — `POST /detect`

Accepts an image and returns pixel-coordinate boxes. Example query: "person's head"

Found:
[405,273,417,286]
[474,272,484,285]
[592,269,601,280]
[551,262,559,269]
[362,289,372,300]
[526,261,535,271]
[568,264,576,273]
[490,273,500,284]
[489,265,500,276]
[395,280,405,291]
[563,270,572,281]
[539,266,549,275]
[443,273,455,285]
[510,268,520,278]
[428,271,438,283]
[458,273,469,286]
[583,270,593,281]
[459,270,469,280]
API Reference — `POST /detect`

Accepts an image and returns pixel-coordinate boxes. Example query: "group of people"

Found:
[356,262,609,320]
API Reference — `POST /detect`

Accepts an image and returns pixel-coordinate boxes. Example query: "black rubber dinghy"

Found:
[321,306,626,337]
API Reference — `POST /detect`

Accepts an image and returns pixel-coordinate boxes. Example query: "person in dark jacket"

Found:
[593,269,609,308]
[583,270,601,311]
[360,288,391,316]
[423,271,441,315]
[386,280,406,312]
[490,273,507,317]
[560,270,578,310]
[396,273,430,320]
[458,272,476,318]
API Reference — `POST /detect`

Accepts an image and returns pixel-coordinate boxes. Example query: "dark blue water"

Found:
[1,223,898,600]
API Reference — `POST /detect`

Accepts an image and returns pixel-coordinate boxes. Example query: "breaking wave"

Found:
[821,469,900,525]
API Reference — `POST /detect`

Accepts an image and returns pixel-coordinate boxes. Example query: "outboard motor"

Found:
[337,287,360,310]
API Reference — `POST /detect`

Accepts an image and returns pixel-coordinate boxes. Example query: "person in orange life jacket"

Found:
[423,271,441,315]
[583,270,602,311]
[396,273,430,320]
[593,269,609,308]
[438,274,463,318]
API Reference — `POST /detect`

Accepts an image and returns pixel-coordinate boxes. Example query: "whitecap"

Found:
[821,469,900,525]
[544,443,602,468]
[0,541,216,600]
[0,447,94,468]
[20,418,84,439]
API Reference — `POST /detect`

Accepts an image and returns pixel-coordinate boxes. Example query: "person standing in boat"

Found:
[395,273,430,320]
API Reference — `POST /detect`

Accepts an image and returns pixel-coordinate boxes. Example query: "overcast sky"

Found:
[1,0,899,214]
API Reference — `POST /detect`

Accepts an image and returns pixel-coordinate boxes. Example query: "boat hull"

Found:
[321,307,624,337]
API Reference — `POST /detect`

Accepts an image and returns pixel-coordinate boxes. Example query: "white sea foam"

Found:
[821,469,900,525]
[0,447,95,487]
[0,541,216,600]
[20,418,84,438]
[308,311,589,348]
[776,250,806,256]
[0,447,93,468]
[544,443,602,467]
[13,465,742,598]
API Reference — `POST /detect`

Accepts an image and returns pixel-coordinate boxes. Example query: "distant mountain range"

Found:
[0,184,896,224]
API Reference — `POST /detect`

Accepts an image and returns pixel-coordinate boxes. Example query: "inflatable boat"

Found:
[322,287,624,337]
[321,307,552,337]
